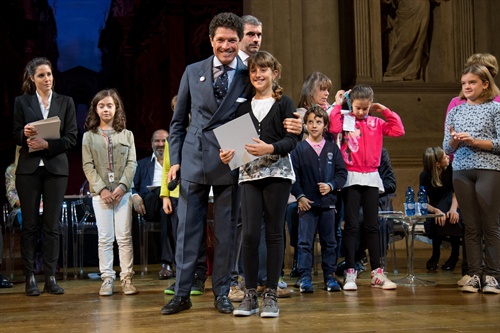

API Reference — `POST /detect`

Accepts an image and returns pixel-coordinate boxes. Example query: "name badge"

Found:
[343,114,356,132]
[108,172,115,183]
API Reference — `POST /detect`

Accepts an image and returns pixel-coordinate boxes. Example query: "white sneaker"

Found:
[371,268,397,290]
[99,278,114,296]
[121,278,138,295]
[461,274,481,293]
[343,268,358,291]
[483,276,500,294]
[457,274,471,287]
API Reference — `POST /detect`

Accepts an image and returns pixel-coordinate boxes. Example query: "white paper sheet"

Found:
[213,113,259,170]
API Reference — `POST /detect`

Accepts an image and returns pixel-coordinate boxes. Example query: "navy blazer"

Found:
[133,156,156,198]
[169,55,253,185]
[13,92,77,176]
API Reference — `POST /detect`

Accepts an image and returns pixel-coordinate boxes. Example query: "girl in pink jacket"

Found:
[329,84,404,291]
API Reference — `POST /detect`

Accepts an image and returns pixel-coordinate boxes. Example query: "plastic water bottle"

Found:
[405,186,415,216]
[417,186,428,216]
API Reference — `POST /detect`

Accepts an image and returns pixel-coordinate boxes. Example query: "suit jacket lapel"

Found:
[48,92,60,118]
[205,57,249,129]
[29,94,44,120]
[198,56,219,113]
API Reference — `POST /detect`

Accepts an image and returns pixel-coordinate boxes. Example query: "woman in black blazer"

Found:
[13,57,77,296]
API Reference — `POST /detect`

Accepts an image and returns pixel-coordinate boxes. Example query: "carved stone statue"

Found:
[382,0,448,82]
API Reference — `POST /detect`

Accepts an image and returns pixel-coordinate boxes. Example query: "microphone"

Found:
[168,171,180,191]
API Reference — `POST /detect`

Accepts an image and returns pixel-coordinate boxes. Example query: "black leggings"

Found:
[241,178,290,290]
[343,185,381,271]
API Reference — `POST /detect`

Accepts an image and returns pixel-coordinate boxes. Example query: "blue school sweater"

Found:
[290,140,347,209]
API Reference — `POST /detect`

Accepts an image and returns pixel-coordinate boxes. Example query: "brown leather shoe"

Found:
[159,264,174,280]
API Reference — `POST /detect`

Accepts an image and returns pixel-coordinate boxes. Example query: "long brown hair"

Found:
[22,57,54,94]
[422,147,445,187]
[84,89,127,133]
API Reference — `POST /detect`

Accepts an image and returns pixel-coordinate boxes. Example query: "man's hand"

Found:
[168,164,180,183]
[283,113,303,135]
[163,197,172,215]
[132,195,146,215]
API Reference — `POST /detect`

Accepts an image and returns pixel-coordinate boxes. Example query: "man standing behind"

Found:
[132,129,175,279]
[238,15,262,66]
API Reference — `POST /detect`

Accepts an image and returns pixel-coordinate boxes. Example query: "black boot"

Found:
[25,274,41,296]
[43,276,64,294]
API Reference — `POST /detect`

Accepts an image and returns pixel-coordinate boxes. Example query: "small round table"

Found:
[378,211,443,287]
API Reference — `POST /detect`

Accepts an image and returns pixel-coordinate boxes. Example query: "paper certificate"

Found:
[28,116,61,152]
[213,113,259,170]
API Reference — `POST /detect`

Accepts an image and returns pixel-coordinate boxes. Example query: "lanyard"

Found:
[101,132,115,190]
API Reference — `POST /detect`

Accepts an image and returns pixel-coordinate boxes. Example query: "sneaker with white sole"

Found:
[228,285,245,302]
[99,278,114,296]
[457,274,471,287]
[233,289,259,316]
[371,268,397,290]
[483,276,500,294]
[461,274,481,293]
[343,268,358,291]
[325,275,342,292]
[121,278,138,295]
[260,288,279,318]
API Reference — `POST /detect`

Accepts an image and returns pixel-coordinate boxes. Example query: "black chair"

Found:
[71,180,96,278]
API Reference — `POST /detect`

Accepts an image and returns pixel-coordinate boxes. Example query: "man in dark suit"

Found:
[161,12,303,316]
[161,12,250,315]
[132,129,175,279]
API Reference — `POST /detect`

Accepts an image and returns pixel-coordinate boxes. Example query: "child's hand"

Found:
[318,182,331,195]
[450,125,474,145]
[334,89,346,105]
[112,186,125,203]
[100,188,114,204]
[370,103,387,113]
[219,149,235,164]
[245,138,273,156]
[298,196,313,212]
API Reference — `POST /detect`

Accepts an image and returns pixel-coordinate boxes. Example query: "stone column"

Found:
[453,0,474,79]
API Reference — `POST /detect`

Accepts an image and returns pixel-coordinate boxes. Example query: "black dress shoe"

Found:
[441,257,458,271]
[426,257,439,271]
[159,264,174,280]
[43,276,64,294]
[160,296,192,315]
[214,295,234,314]
[25,274,41,296]
[0,272,13,288]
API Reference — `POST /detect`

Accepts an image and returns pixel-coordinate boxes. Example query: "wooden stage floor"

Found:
[1,248,499,333]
